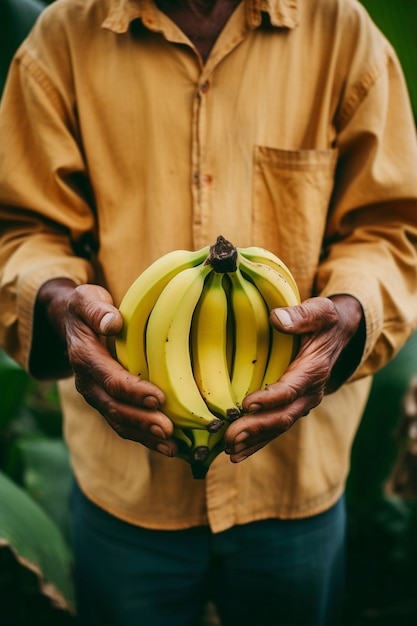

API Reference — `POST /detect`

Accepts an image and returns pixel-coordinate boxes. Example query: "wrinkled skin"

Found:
[32,278,365,464]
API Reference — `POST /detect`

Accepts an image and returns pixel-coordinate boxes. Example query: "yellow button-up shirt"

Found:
[1,0,417,531]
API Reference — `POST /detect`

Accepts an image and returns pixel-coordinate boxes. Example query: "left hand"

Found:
[224,295,365,463]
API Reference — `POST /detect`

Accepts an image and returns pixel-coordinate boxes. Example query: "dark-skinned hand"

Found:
[224,294,364,462]
[32,279,179,458]
[32,280,364,463]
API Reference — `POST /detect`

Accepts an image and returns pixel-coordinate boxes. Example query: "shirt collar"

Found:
[102,0,299,33]
[246,0,298,28]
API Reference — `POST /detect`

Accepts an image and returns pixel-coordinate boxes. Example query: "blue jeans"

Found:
[70,481,346,626]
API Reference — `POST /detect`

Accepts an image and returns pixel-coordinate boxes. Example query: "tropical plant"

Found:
[343,3,417,624]
[0,350,76,624]
[0,3,76,624]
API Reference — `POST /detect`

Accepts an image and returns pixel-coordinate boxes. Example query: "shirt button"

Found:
[201,174,212,185]
[200,80,210,94]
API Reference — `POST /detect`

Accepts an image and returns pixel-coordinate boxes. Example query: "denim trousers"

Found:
[70,480,346,626]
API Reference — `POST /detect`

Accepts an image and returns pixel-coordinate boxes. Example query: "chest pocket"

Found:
[252,146,338,301]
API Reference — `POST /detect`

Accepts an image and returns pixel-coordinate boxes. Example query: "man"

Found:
[0,0,416,624]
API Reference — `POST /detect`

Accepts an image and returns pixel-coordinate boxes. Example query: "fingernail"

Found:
[100,312,115,333]
[247,403,261,414]
[150,424,166,439]
[144,395,159,409]
[234,442,247,454]
[273,309,293,328]
[235,431,249,445]
[156,442,174,457]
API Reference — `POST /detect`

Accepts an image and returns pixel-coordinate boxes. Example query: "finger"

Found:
[242,376,299,413]
[270,297,337,335]
[74,372,175,442]
[71,336,166,409]
[225,407,296,449]
[227,440,268,463]
[225,397,313,449]
[225,396,316,462]
[68,284,123,336]
[242,367,325,415]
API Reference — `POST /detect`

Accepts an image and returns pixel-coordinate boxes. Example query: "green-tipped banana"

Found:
[239,245,300,302]
[172,427,194,461]
[189,425,227,479]
[115,245,210,378]
[191,428,227,479]
[191,271,242,422]
[228,268,271,403]
[237,253,300,388]
[146,263,223,432]
[173,423,227,475]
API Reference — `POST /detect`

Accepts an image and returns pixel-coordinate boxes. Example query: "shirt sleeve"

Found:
[0,40,96,370]
[317,43,417,378]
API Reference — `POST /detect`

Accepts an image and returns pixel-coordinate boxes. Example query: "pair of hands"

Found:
[35,279,365,464]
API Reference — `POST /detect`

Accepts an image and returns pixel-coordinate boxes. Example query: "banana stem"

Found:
[205,235,237,273]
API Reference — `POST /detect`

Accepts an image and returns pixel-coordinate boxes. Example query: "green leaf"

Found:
[345,331,417,623]
[17,437,73,545]
[0,350,31,431]
[347,331,417,511]
[25,381,64,438]
[359,0,417,121]
[0,470,75,613]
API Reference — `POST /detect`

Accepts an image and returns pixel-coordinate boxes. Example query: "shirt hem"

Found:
[75,474,345,533]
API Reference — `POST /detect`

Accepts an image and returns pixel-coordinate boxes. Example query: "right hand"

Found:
[36,279,179,457]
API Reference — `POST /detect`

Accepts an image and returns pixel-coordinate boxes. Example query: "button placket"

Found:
[200,80,210,94]
[191,72,212,243]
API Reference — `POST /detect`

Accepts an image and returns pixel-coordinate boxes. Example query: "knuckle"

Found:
[102,371,118,394]
[324,299,339,325]
[278,380,299,403]
[102,398,119,420]
[68,348,85,373]
[307,388,325,411]
[279,414,294,432]
[318,363,332,384]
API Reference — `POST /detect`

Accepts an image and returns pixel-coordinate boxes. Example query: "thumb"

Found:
[70,284,124,336]
[270,297,337,335]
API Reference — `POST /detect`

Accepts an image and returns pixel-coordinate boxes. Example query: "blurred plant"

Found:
[359,0,417,122]
[0,3,76,624]
[0,348,76,624]
[344,333,417,626]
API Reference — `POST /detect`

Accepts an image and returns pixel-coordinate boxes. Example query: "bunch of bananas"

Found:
[115,236,300,478]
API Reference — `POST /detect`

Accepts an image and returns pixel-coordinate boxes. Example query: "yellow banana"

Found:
[223,274,234,376]
[191,271,242,423]
[115,245,210,378]
[239,245,300,302]
[237,253,300,388]
[228,268,271,402]
[146,263,223,432]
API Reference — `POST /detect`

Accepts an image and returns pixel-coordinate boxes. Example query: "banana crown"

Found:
[115,236,300,479]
